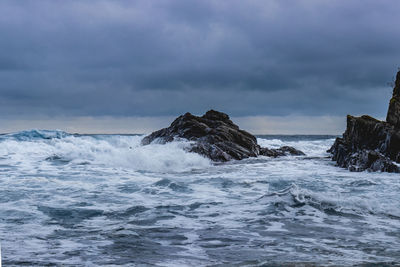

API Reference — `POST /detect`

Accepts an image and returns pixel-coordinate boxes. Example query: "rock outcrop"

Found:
[142,110,304,162]
[386,71,400,128]
[260,146,306,158]
[329,71,400,173]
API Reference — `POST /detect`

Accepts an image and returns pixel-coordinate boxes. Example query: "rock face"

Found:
[386,71,400,128]
[329,71,400,173]
[142,110,304,162]
[260,146,306,158]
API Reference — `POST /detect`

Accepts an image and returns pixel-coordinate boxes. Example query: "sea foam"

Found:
[1,131,399,266]
[0,130,211,173]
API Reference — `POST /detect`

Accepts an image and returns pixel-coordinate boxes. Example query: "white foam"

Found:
[257,137,335,157]
[1,133,400,265]
[0,134,211,173]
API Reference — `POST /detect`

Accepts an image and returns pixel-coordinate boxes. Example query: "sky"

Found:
[0,0,399,134]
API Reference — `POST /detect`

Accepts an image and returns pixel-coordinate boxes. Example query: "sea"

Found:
[0,130,399,266]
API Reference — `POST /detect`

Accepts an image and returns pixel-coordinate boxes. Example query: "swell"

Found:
[257,184,377,219]
[0,129,70,141]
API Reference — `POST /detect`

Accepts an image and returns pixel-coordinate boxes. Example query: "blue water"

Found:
[0,130,399,266]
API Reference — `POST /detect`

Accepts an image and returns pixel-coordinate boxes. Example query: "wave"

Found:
[0,131,334,173]
[258,184,373,218]
[0,130,211,173]
[1,129,70,141]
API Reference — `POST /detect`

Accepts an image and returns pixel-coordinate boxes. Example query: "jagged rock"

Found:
[329,72,400,173]
[346,150,399,173]
[142,110,305,162]
[386,71,400,128]
[260,146,305,157]
[329,115,400,173]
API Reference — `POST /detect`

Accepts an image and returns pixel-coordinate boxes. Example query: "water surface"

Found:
[0,131,399,266]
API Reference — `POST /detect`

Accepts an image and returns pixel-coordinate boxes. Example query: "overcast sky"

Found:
[0,0,399,134]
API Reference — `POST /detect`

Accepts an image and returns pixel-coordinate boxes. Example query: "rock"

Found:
[260,146,305,157]
[346,150,399,173]
[142,110,305,162]
[386,71,400,128]
[328,71,400,172]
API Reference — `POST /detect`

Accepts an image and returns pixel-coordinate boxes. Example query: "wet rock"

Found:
[329,116,400,173]
[386,71,400,128]
[142,110,305,162]
[346,150,399,173]
[260,146,305,157]
[329,71,400,172]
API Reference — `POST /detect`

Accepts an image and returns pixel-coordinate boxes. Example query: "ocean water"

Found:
[0,130,399,266]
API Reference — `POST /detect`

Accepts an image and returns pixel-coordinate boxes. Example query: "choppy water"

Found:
[0,130,399,266]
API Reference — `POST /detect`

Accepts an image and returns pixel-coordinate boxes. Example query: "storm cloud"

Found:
[0,0,399,132]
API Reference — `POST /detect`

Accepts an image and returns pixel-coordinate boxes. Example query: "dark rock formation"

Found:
[142,110,304,162]
[329,115,400,172]
[329,71,400,173]
[386,71,400,128]
[260,146,305,158]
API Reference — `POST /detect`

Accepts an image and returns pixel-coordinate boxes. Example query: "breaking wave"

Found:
[1,131,400,265]
[1,129,70,141]
[0,130,211,173]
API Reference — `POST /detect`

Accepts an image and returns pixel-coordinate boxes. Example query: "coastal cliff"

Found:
[329,71,400,172]
[142,110,304,162]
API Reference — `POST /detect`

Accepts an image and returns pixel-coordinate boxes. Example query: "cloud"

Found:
[0,0,399,123]
[234,115,347,135]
